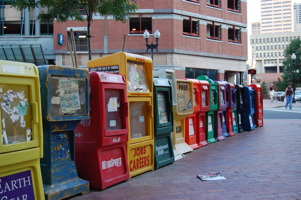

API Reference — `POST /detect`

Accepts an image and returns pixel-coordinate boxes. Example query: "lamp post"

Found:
[143,29,160,60]
[291,53,297,102]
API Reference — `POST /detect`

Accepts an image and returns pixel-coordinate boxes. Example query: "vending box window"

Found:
[0,60,44,200]
[38,65,90,200]
[88,52,154,177]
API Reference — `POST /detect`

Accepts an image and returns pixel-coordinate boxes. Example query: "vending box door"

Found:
[218,84,227,110]
[128,97,153,144]
[175,80,194,116]
[199,81,210,112]
[154,88,173,135]
[0,77,40,153]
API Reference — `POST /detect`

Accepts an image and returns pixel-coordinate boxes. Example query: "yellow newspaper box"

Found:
[0,60,44,200]
[88,52,154,177]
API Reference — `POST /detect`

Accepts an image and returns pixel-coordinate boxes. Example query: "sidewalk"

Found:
[264,99,301,112]
[69,102,301,200]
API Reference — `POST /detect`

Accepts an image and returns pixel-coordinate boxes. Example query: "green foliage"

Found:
[261,81,268,95]
[276,78,288,91]
[282,38,301,86]
[13,0,137,22]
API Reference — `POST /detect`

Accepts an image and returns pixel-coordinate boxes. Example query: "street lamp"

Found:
[143,29,160,60]
[291,53,297,102]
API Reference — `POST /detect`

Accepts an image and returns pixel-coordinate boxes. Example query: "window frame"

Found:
[206,0,221,8]
[207,21,221,41]
[129,15,152,34]
[228,0,241,12]
[67,31,89,52]
[183,17,199,37]
[228,26,241,44]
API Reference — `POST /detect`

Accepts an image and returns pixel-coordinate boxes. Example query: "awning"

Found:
[0,44,46,65]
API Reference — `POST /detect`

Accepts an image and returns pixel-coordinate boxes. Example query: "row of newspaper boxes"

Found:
[0,52,263,200]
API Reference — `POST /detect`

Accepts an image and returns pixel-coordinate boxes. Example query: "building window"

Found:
[68,31,88,52]
[207,22,221,40]
[184,0,200,3]
[207,0,221,8]
[228,0,241,12]
[129,16,152,34]
[186,68,217,80]
[228,26,241,43]
[183,17,199,37]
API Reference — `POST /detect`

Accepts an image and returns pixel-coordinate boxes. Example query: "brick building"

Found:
[54,0,247,82]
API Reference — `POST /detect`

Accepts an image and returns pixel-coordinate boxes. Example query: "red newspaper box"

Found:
[249,84,264,127]
[215,81,227,141]
[75,72,129,190]
[184,79,201,149]
[197,80,210,147]
[226,83,236,136]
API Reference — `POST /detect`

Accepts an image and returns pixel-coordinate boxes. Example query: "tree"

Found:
[13,0,138,60]
[261,81,268,95]
[281,38,301,89]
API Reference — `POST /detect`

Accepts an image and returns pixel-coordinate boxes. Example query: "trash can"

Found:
[75,72,130,190]
[38,65,90,200]
[0,60,45,200]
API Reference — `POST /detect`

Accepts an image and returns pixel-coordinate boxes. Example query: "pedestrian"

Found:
[269,87,275,103]
[284,84,294,110]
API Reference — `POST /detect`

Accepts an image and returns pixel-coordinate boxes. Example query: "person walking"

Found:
[284,84,294,110]
[269,87,275,103]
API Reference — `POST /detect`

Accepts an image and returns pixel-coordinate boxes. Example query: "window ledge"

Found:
[182,0,200,5]
[206,37,222,42]
[183,34,200,39]
[227,9,241,14]
[206,4,221,10]
[228,41,242,45]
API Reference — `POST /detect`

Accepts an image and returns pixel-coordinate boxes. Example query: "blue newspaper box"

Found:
[38,65,90,200]
[242,86,256,131]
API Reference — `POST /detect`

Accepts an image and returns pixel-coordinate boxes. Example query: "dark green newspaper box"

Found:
[153,78,174,169]
[197,75,218,143]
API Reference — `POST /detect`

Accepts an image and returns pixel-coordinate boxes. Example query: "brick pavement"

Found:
[69,100,301,200]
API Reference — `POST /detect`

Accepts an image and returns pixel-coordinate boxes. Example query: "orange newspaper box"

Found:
[184,79,201,149]
[197,80,210,147]
[75,72,129,190]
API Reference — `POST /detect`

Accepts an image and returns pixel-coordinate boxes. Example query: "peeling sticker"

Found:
[26,128,31,142]
[2,130,8,144]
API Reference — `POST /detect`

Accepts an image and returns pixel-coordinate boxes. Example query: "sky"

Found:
[247,0,301,62]
[248,0,301,25]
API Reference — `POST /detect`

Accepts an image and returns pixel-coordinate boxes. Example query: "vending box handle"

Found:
[32,102,39,123]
